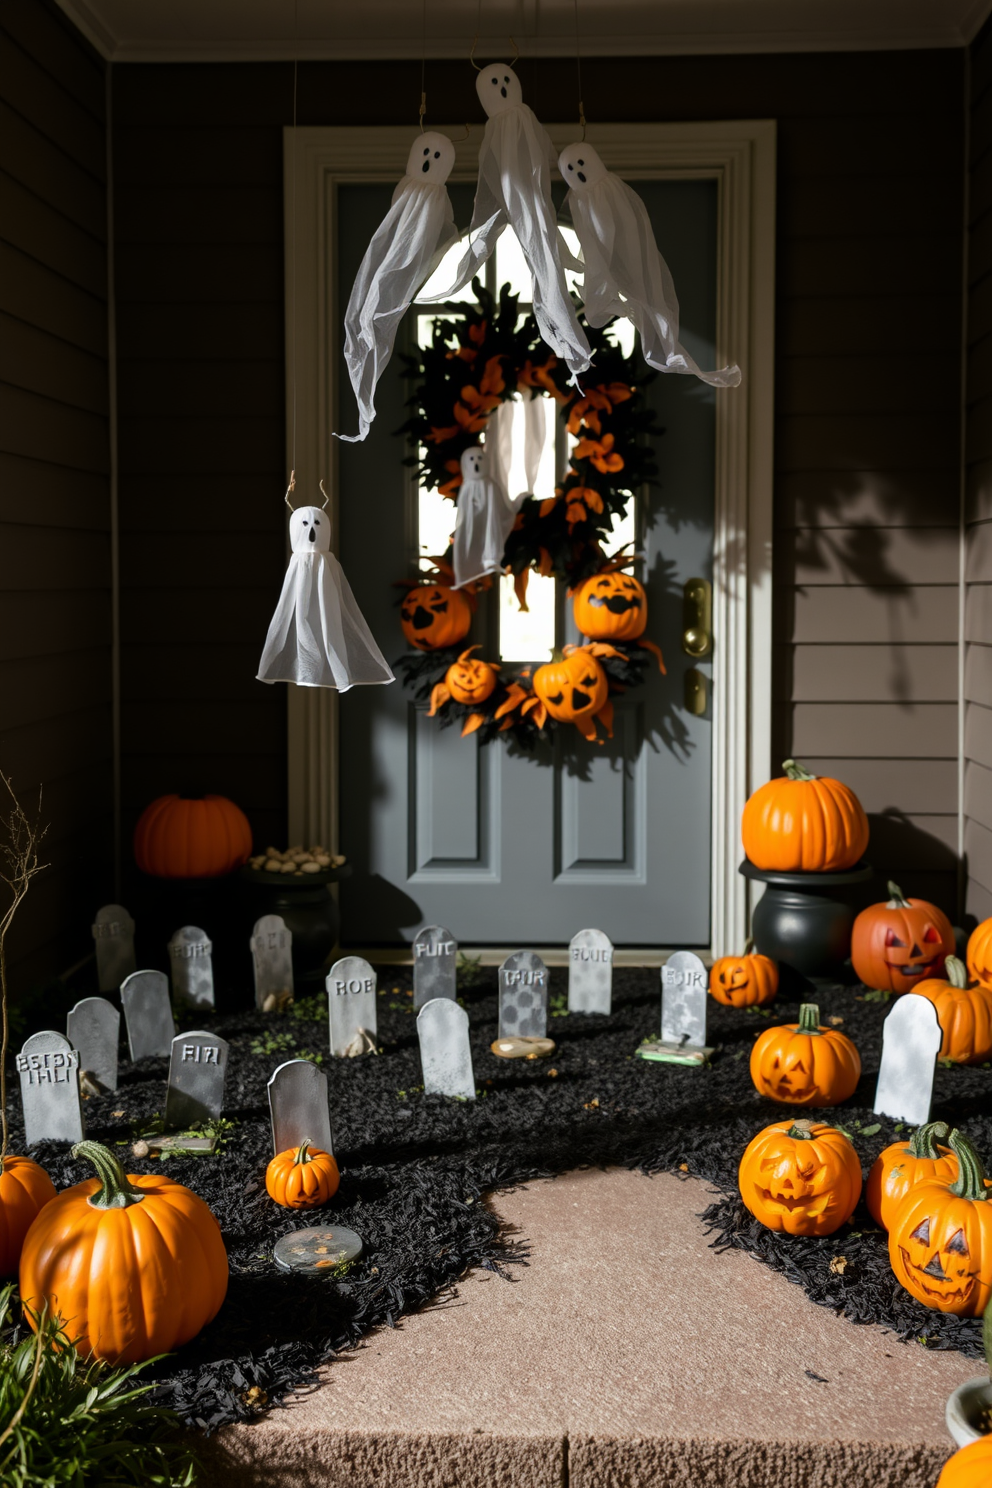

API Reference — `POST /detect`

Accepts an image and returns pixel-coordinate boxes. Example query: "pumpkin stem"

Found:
[886,881,912,908]
[797,1003,823,1036]
[908,1120,951,1160]
[293,1138,314,1167]
[782,759,816,782]
[944,956,969,989]
[72,1140,145,1210]
[947,1129,990,1203]
[788,1119,817,1141]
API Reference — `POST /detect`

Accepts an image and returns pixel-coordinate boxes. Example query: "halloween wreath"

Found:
[394,281,666,747]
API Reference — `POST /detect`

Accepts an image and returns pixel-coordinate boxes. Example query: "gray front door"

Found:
[337,179,717,949]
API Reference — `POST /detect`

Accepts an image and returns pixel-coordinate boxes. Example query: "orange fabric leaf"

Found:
[494,682,528,720]
[461,712,485,736]
[573,713,598,741]
[538,547,553,576]
[480,356,506,396]
[566,501,587,528]
[539,495,559,517]
[598,381,632,404]
[428,683,451,717]
[426,424,459,444]
[639,638,667,674]
[468,321,487,345]
[596,698,615,738]
[514,569,530,613]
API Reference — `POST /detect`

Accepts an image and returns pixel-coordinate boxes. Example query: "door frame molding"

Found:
[284,119,776,957]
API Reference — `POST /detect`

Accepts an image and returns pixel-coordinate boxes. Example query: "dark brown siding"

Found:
[967,19,992,926]
[112,49,966,910]
[0,0,111,990]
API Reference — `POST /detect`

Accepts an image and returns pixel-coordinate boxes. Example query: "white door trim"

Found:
[284,119,776,957]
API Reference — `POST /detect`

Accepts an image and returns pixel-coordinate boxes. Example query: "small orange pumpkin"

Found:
[572,566,647,643]
[532,648,610,741]
[851,881,956,994]
[739,1118,862,1236]
[866,1120,957,1230]
[0,1155,56,1277]
[133,794,253,879]
[265,1138,340,1210]
[399,583,472,652]
[445,646,498,706]
[741,759,869,873]
[750,1002,861,1107]
[888,1129,992,1316]
[19,1140,228,1363]
[915,957,992,1065]
[966,916,992,990]
[937,1438,992,1488]
[709,941,778,1008]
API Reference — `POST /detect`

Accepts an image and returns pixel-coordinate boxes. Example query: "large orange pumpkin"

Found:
[399,582,472,652]
[851,881,956,994]
[866,1120,957,1230]
[738,1118,862,1236]
[532,648,610,741]
[19,1140,228,1363]
[572,567,647,643]
[709,943,778,1008]
[937,1438,992,1488]
[750,1002,861,1107]
[134,794,252,879]
[888,1129,992,1316]
[915,957,992,1065]
[265,1139,340,1210]
[0,1155,56,1277]
[967,916,992,990]
[741,760,869,873]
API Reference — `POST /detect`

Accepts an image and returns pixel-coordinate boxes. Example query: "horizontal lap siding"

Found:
[967,19,992,924]
[0,0,111,992]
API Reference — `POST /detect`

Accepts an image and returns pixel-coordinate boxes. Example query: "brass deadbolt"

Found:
[682,578,712,658]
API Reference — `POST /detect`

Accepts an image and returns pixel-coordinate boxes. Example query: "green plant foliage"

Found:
[0,1286,197,1487]
[249,1030,323,1064]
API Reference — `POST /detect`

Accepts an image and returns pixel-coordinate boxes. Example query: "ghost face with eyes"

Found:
[405,131,456,185]
[558,142,608,191]
[461,446,486,481]
[476,63,523,117]
[289,506,331,554]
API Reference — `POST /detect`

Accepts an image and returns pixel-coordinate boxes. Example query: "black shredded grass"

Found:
[8,971,990,1431]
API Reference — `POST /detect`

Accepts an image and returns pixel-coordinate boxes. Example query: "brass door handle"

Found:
[682,578,712,657]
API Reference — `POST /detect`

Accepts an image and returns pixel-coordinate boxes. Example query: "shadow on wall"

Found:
[863,810,958,921]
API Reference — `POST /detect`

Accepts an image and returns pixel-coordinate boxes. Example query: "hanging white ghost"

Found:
[336,131,459,442]
[450,431,527,590]
[421,65,592,383]
[559,142,741,389]
[257,499,394,691]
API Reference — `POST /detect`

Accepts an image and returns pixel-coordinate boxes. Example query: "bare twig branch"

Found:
[0,771,49,1161]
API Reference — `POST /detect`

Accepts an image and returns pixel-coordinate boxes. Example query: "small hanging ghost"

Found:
[421,65,592,382]
[336,132,459,442]
[559,142,741,389]
[257,494,394,691]
[452,441,524,590]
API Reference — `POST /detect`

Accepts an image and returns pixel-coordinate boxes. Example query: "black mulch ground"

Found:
[9,967,992,1432]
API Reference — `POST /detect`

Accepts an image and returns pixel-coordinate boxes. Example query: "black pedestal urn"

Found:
[740,859,874,986]
[239,863,353,992]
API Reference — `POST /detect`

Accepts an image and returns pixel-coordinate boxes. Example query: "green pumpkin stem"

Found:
[788,1119,817,1141]
[782,759,816,782]
[944,956,969,989]
[886,882,912,908]
[797,1003,823,1036]
[908,1121,951,1160]
[72,1140,145,1210]
[294,1138,314,1167]
[947,1129,990,1203]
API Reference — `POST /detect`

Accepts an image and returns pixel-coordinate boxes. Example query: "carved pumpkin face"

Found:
[851,882,956,993]
[709,948,778,1008]
[749,1003,861,1107]
[445,647,498,706]
[865,1121,957,1231]
[399,583,472,652]
[532,650,608,726]
[966,915,992,990]
[889,1183,992,1317]
[572,569,647,642]
[738,1119,862,1237]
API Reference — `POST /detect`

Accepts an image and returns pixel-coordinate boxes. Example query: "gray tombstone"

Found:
[91,903,136,993]
[413,925,458,1010]
[498,951,549,1038]
[164,1029,229,1128]
[252,914,294,1011]
[66,996,119,1093]
[168,926,215,1010]
[120,970,175,1061]
[568,929,614,1015]
[661,951,709,1048]
[327,955,378,1057]
[874,993,943,1126]
[268,1058,333,1157]
[17,1031,84,1146]
[417,998,475,1101]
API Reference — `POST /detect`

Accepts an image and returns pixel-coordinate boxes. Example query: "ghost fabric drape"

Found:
[452,443,516,590]
[336,132,459,443]
[258,505,394,690]
[560,142,741,389]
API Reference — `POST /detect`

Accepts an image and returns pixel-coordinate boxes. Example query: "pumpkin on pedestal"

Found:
[967,916,992,990]
[709,942,778,1008]
[915,957,992,1066]
[888,1129,992,1317]
[741,760,869,873]
[866,1121,957,1230]
[0,1155,56,1277]
[265,1139,340,1210]
[738,1118,862,1236]
[749,1002,861,1107]
[851,881,956,993]
[399,582,472,652]
[134,794,252,879]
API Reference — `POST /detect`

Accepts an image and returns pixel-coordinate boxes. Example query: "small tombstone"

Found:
[274,1225,363,1275]
[252,914,294,1011]
[268,1058,333,1157]
[412,926,458,1010]
[66,996,120,1093]
[17,1031,84,1146]
[638,951,712,1065]
[120,970,175,1061]
[568,929,614,1015]
[498,951,549,1039]
[417,998,475,1101]
[168,926,215,1010]
[91,903,136,993]
[874,993,943,1126]
[327,956,378,1057]
[164,1030,229,1128]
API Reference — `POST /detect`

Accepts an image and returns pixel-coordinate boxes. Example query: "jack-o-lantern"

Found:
[738,1118,862,1236]
[750,1003,861,1107]
[533,648,610,740]
[446,646,498,706]
[966,916,992,990]
[399,583,472,652]
[866,1120,957,1230]
[888,1129,992,1316]
[573,567,647,643]
[741,760,869,872]
[709,942,778,1008]
[851,882,956,994]
[936,1438,992,1488]
[915,957,992,1066]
